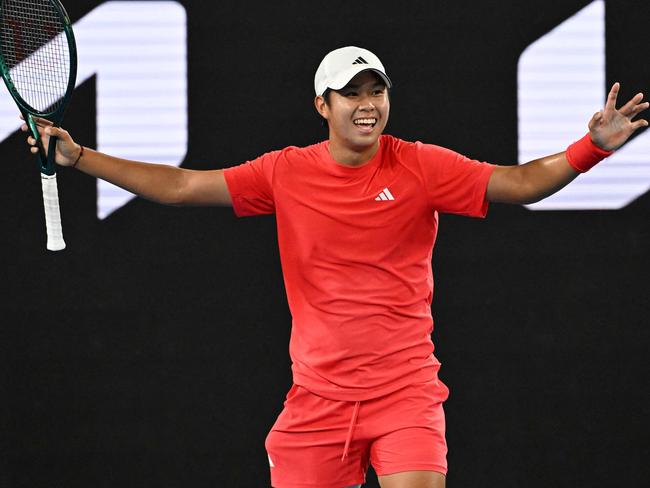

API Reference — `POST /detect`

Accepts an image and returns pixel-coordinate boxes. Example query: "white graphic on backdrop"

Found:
[0,1,188,219]
[518,0,650,210]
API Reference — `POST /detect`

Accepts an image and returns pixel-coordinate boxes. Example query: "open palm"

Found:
[589,82,649,151]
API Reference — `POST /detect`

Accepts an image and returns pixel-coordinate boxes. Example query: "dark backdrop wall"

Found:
[2,1,648,487]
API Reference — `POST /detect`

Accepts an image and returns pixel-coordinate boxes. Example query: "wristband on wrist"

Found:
[565,133,613,173]
[71,145,84,168]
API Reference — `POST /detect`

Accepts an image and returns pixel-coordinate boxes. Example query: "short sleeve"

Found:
[415,142,496,217]
[223,150,280,217]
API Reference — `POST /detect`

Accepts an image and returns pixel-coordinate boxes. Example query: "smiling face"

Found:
[314,70,390,166]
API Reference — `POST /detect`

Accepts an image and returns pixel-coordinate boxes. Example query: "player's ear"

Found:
[314,96,328,120]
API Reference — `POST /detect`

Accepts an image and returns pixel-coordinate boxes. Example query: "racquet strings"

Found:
[0,0,70,113]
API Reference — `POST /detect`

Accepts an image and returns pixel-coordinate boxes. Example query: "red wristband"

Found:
[565,133,613,173]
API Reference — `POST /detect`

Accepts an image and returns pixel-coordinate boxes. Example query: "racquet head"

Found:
[0,0,77,174]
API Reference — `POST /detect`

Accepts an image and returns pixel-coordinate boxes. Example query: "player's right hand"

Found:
[20,115,82,167]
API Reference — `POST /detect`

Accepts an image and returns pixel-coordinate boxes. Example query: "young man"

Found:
[23,46,648,488]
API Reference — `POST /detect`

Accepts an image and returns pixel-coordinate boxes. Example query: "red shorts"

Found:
[265,379,449,488]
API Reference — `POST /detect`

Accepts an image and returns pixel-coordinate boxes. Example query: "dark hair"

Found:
[322,88,332,104]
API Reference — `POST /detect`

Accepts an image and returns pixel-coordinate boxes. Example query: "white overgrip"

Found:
[40,173,66,251]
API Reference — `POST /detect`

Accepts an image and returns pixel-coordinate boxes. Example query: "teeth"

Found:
[354,118,377,125]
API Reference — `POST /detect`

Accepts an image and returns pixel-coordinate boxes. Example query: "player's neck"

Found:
[327,139,380,167]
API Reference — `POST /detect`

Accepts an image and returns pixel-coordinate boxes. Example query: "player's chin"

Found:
[347,135,381,154]
[356,129,383,146]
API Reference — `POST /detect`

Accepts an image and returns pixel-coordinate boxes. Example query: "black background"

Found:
[1,1,649,487]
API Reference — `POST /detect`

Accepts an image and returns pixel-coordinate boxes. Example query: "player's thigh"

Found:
[265,385,369,488]
[369,398,448,478]
[378,470,445,488]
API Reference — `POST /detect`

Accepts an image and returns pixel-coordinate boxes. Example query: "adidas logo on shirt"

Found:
[375,187,395,201]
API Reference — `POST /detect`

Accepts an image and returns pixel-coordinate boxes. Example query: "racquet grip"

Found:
[40,173,66,251]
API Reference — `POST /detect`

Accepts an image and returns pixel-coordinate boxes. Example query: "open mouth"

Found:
[353,117,377,129]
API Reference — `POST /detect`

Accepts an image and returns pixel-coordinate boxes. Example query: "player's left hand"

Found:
[588,82,649,151]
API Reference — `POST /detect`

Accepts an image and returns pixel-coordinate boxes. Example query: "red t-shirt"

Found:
[224,135,495,401]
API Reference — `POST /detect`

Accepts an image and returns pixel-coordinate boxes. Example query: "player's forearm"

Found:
[487,133,613,205]
[497,152,579,205]
[73,147,188,205]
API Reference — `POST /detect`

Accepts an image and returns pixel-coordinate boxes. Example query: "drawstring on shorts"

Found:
[341,401,360,461]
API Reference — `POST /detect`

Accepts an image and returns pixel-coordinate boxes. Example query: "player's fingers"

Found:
[34,116,53,126]
[22,124,47,140]
[21,115,53,127]
[631,118,649,130]
[44,126,66,139]
[19,116,53,132]
[619,93,645,116]
[605,82,620,111]
[47,128,74,149]
[19,114,47,124]
[626,102,650,119]
[633,101,650,114]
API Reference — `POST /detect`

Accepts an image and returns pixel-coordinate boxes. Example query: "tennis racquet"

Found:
[0,0,77,251]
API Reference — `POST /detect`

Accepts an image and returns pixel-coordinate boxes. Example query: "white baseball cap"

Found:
[314,46,392,96]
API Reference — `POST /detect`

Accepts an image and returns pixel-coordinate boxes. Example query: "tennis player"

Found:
[23,46,648,488]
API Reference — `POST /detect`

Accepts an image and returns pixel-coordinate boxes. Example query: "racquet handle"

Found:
[40,173,66,251]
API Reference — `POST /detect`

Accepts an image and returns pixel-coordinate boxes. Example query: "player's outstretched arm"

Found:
[22,117,232,207]
[486,83,649,205]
